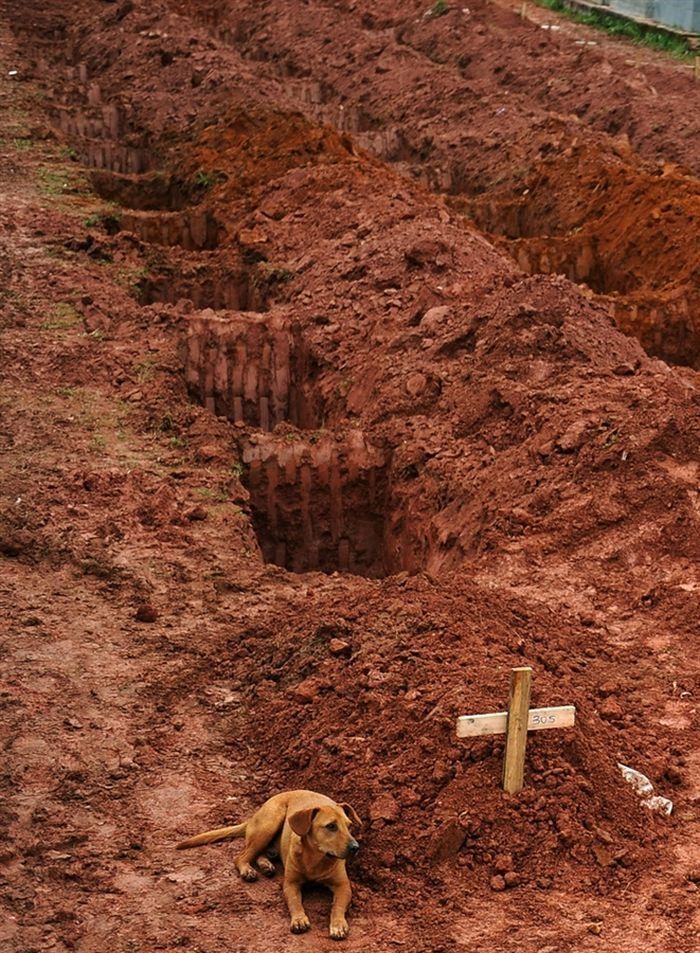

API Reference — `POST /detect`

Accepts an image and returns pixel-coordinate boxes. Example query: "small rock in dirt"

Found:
[592,844,615,867]
[135,603,158,623]
[494,853,514,874]
[406,372,428,398]
[195,444,225,463]
[405,238,450,268]
[613,362,636,377]
[598,698,623,722]
[504,871,520,888]
[369,793,400,824]
[378,849,395,868]
[593,826,613,845]
[490,875,506,892]
[432,760,452,785]
[664,765,683,785]
[237,226,268,246]
[329,638,352,658]
[555,419,588,453]
[399,788,421,806]
[421,306,451,332]
[430,819,466,863]
[292,677,323,703]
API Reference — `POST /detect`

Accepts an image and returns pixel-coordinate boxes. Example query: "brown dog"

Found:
[176,790,361,940]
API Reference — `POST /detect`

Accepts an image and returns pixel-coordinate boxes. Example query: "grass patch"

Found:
[89,433,107,454]
[193,169,225,189]
[133,360,155,383]
[111,262,149,295]
[429,0,449,17]
[36,164,90,200]
[534,0,693,56]
[193,485,229,502]
[41,302,82,330]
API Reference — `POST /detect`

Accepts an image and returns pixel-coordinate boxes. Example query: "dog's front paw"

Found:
[239,863,258,882]
[330,918,349,940]
[290,914,311,934]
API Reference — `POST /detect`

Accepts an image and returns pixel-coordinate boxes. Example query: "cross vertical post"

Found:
[502,666,532,794]
[456,668,575,790]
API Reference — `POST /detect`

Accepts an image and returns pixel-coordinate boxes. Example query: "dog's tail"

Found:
[176,822,246,850]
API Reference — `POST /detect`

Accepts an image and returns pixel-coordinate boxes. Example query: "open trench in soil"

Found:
[2,1,700,951]
[167,0,700,369]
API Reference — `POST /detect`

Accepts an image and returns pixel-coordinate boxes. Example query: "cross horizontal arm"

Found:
[456,705,575,738]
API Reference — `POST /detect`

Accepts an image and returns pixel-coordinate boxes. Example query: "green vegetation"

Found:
[534,0,693,56]
[89,433,107,454]
[36,164,90,201]
[194,485,229,502]
[41,302,81,330]
[133,360,155,383]
[193,169,224,189]
[111,262,148,295]
[430,0,449,16]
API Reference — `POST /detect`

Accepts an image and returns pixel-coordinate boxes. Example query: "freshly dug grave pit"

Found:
[140,260,272,312]
[89,169,205,212]
[117,208,220,251]
[48,102,153,175]
[456,145,700,365]
[242,430,391,577]
[183,310,322,429]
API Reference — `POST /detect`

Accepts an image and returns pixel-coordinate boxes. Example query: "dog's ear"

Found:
[340,802,363,831]
[288,807,319,837]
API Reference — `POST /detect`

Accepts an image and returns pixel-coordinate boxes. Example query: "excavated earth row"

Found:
[161,0,700,368]
[2,1,699,952]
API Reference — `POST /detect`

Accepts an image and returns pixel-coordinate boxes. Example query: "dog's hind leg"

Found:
[264,832,281,860]
[256,855,276,877]
[235,803,286,882]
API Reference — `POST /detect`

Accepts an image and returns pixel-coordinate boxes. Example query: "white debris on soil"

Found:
[618,763,673,815]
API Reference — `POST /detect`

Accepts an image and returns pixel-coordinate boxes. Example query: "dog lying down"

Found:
[177,789,362,940]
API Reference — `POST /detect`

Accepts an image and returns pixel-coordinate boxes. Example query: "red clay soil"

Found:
[1,2,699,952]
[26,0,700,363]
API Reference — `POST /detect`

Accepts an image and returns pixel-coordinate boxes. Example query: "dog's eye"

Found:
[325,822,338,831]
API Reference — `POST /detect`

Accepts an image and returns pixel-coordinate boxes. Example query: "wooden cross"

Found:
[456,667,575,793]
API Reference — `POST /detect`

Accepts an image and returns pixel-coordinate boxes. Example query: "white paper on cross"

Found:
[456,705,575,738]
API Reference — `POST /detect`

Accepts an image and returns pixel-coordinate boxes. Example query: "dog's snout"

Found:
[348,839,360,854]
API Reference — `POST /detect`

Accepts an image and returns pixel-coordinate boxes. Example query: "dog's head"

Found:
[288,801,362,860]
